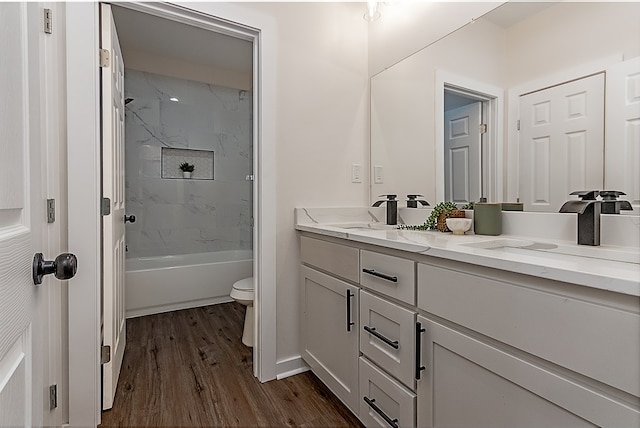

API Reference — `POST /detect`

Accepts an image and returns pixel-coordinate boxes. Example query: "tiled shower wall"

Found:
[124,69,253,258]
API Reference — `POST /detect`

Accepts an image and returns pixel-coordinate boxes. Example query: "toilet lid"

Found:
[233,277,254,291]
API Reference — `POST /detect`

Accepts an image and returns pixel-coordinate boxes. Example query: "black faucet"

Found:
[559,190,601,246]
[406,194,430,208]
[600,191,633,214]
[372,194,398,225]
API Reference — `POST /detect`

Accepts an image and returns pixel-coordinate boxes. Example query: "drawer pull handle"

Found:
[346,289,355,332]
[415,321,426,380]
[364,325,399,349]
[362,268,398,283]
[363,396,399,428]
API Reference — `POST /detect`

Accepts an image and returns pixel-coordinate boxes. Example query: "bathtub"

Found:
[125,250,253,318]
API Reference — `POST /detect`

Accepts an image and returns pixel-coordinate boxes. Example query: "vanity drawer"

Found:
[300,236,359,283]
[417,262,640,397]
[359,356,416,428]
[360,290,416,389]
[360,250,415,305]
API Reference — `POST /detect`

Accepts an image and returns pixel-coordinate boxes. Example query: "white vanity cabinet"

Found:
[300,237,360,414]
[299,232,640,427]
[416,261,640,428]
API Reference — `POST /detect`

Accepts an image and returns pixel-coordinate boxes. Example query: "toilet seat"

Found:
[230,277,254,301]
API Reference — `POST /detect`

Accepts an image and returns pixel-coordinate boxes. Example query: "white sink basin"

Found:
[462,238,639,265]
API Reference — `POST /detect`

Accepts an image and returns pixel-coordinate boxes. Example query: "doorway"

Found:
[104,4,256,409]
[66,3,277,425]
[435,71,503,204]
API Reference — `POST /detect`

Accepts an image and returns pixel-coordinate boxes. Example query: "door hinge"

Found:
[479,124,488,134]
[517,120,521,131]
[44,8,52,34]
[47,199,55,223]
[101,197,111,216]
[99,49,110,68]
[101,345,111,364]
[49,384,57,409]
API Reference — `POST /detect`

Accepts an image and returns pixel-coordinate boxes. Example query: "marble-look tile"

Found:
[124,69,252,258]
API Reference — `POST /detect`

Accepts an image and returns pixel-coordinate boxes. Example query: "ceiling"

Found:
[111,5,253,74]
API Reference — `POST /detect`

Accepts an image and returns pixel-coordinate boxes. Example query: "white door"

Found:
[444,102,482,204]
[101,3,127,410]
[0,3,52,427]
[606,56,640,209]
[519,73,605,212]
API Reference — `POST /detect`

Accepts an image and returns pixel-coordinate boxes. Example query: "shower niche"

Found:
[162,147,214,180]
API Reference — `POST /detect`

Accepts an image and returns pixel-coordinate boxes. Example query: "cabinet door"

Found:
[416,316,639,428]
[300,265,359,414]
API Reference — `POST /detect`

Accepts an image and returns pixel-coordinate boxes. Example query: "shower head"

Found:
[125,98,134,105]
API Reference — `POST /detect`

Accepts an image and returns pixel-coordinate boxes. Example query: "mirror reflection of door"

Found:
[518,73,605,212]
[444,91,482,204]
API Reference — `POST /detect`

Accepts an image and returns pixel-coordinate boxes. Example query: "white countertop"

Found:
[295,208,640,297]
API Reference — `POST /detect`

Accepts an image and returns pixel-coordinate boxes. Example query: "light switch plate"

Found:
[351,164,362,183]
[374,165,384,184]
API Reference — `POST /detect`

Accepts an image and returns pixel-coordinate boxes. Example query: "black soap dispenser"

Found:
[372,194,398,225]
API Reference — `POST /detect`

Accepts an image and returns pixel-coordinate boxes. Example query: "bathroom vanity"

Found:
[296,208,640,428]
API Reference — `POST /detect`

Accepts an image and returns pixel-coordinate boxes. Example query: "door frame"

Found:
[436,70,503,203]
[66,2,277,426]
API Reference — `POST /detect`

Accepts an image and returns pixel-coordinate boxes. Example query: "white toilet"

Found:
[230,277,254,347]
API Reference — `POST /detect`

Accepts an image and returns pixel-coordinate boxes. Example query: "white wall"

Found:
[250,2,369,366]
[367,2,502,77]
[505,2,640,87]
[371,17,507,205]
[184,2,370,367]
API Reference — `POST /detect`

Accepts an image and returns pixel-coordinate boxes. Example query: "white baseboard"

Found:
[276,355,309,380]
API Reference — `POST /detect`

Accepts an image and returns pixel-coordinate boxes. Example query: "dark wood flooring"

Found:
[100,302,363,427]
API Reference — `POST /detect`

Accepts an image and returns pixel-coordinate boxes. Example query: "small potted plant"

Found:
[398,201,466,232]
[179,162,195,179]
[427,201,466,232]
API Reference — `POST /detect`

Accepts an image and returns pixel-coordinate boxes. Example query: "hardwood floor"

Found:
[100,302,363,427]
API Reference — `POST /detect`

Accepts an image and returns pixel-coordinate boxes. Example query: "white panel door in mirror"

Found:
[444,102,481,204]
[519,73,604,212]
[606,56,640,209]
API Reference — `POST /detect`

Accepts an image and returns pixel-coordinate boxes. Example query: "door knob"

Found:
[124,214,136,223]
[33,253,78,285]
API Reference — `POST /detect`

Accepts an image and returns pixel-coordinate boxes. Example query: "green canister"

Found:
[474,202,502,235]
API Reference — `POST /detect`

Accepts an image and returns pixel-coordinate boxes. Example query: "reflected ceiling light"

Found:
[364,1,381,22]
[169,97,179,102]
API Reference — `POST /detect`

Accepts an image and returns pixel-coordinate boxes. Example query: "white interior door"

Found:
[0,3,50,426]
[101,3,127,410]
[444,102,482,204]
[519,73,605,212]
[606,56,640,209]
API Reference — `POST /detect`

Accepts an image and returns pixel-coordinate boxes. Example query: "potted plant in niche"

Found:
[179,161,195,179]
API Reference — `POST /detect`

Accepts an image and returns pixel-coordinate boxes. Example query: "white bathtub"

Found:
[125,250,253,318]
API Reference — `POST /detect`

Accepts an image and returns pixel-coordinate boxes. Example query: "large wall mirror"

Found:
[370,2,640,213]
